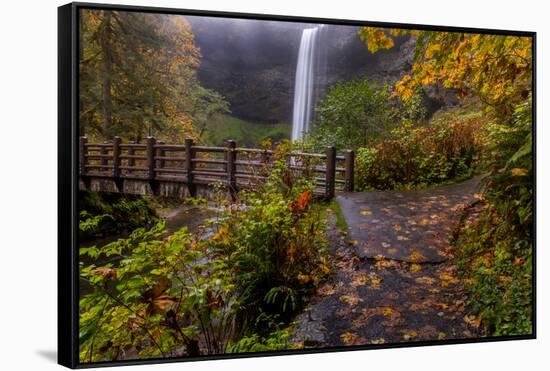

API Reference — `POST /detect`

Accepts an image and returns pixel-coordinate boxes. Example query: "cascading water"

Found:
[291,26,321,142]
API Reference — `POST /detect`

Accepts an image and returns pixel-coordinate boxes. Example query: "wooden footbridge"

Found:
[79,136,355,199]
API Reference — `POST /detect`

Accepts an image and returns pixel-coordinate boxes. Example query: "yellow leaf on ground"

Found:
[340,332,360,345]
[410,263,422,272]
[360,210,372,215]
[439,272,456,287]
[464,315,481,328]
[408,250,427,262]
[370,275,382,286]
[402,331,418,340]
[415,276,436,285]
[317,284,336,296]
[339,294,363,306]
[351,273,369,287]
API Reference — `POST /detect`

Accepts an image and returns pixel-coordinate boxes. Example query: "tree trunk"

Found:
[101,11,113,140]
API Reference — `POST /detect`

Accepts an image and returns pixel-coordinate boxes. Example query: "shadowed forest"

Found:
[78,8,533,363]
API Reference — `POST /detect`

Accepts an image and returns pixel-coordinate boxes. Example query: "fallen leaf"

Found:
[369,273,382,286]
[351,273,369,287]
[419,218,430,226]
[340,294,363,306]
[340,332,360,345]
[464,315,481,329]
[360,210,372,216]
[408,250,427,262]
[415,276,436,285]
[402,331,418,340]
[371,338,386,344]
[376,259,399,270]
[317,284,336,297]
[439,272,457,287]
[410,263,422,272]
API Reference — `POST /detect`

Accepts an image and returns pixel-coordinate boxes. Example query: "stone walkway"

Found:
[292,176,484,347]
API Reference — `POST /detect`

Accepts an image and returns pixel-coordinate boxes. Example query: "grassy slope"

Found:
[201,114,290,147]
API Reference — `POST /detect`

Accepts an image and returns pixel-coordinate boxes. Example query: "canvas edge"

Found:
[57,2,537,369]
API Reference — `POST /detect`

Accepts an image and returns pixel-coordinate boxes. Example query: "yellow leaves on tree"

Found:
[359,27,395,53]
[360,27,532,117]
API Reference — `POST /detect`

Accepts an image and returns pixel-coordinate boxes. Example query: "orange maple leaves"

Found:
[289,191,312,213]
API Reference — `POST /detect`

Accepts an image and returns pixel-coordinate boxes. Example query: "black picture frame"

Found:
[58,2,536,368]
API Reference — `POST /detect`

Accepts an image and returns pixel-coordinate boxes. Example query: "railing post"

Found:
[79,136,88,176]
[185,138,195,186]
[100,140,108,167]
[112,136,122,191]
[146,136,156,180]
[156,140,165,171]
[128,141,135,169]
[325,145,336,198]
[112,136,121,178]
[227,140,237,198]
[344,149,355,192]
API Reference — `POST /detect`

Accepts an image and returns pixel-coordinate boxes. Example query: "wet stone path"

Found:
[292,176,484,347]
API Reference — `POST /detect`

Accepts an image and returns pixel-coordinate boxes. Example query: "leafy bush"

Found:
[207,145,330,335]
[455,98,533,336]
[79,192,158,240]
[226,328,291,353]
[80,222,237,361]
[79,145,330,361]
[355,106,485,190]
[308,78,426,150]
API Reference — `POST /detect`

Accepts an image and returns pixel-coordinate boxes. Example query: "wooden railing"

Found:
[79,136,354,198]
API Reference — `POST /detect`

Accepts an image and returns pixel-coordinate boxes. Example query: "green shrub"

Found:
[207,144,330,335]
[79,192,158,240]
[308,78,426,150]
[80,222,238,361]
[455,98,533,336]
[355,107,485,190]
[79,144,330,361]
[226,328,291,353]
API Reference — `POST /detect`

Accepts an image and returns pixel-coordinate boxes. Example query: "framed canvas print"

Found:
[58,2,536,368]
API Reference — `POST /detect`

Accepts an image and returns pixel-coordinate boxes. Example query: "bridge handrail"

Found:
[78,136,354,198]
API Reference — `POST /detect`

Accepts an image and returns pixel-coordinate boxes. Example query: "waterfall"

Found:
[291,26,321,142]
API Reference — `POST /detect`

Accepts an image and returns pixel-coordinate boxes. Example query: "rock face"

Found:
[187,16,450,123]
